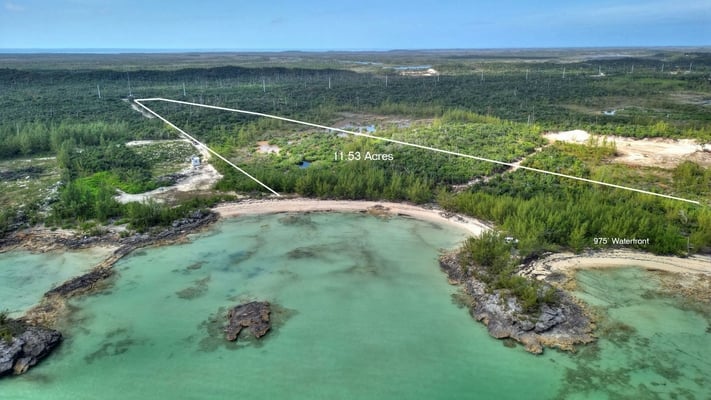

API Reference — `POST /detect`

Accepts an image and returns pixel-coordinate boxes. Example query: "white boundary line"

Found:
[135,98,700,206]
[133,99,281,196]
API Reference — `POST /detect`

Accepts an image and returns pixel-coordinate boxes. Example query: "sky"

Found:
[0,0,709,50]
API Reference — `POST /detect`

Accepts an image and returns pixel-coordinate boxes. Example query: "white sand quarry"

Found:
[545,130,711,168]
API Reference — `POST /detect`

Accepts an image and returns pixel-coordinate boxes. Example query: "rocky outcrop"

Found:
[20,211,219,325]
[0,322,61,377]
[46,267,114,297]
[439,254,594,354]
[1,210,218,254]
[224,302,271,342]
[2,211,221,379]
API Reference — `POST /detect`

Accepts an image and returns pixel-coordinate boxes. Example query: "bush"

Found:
[462,232,556,312]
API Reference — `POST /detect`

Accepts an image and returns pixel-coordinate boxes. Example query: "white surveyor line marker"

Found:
[133,99,281,196]
[135,98,700,205]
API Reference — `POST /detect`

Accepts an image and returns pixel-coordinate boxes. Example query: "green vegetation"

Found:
[439,144,711,256]
[460,232,557,312]
[0,49,709,261]
[0,310,22,344]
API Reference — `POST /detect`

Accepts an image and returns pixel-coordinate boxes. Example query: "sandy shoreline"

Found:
[214,198,711,276]
[530,249,711,276]
[213,198,492,236]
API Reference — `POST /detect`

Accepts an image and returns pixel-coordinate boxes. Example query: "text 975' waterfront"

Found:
[594,237,651,246]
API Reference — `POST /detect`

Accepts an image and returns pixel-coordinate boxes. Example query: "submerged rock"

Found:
[46,267,114,297]
[224,301,271,342]
[0,322,62,377]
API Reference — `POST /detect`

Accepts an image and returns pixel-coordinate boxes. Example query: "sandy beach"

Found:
[213,198,492,236]
[529,249,711,276]
[215,198,711,276]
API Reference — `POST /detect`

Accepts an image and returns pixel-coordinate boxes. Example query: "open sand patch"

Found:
[545,130,711,168]
[256,141,281,155]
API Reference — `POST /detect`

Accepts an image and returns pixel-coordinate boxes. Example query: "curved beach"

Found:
[215,198,711,276]
[530,250,711,275]
[213,198,492,236]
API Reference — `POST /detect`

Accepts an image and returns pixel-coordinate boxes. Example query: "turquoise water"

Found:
[1,214,709,399]
[0,247,112,317]
[565,268,711,399]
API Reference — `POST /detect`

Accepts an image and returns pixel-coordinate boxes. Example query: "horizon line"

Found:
[1,45,711,55]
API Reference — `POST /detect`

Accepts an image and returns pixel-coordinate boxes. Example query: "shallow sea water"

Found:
[1,214,709,399]
[0,247,111,317]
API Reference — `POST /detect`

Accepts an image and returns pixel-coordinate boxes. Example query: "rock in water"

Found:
[0,325,62,377]
[224,301,271,342]
[439,254,594,354]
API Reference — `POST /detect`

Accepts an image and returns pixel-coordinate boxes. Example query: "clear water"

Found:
[0,247,112,317]
[564,268,711,399]
[1,214,709,399]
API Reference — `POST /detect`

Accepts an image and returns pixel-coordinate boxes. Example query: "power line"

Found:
[133,99,281,196]
[135,97,700,206]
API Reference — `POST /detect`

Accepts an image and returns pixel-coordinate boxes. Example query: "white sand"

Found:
[115,164,222,204]
[125,139,189,147]
[216,199,711,275]
[213,198,492,236]
[544,130,710,168]
[529,249,711,276]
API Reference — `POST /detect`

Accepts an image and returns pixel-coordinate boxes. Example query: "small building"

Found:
[190,155,201,168]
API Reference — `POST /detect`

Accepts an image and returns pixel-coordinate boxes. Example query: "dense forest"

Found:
[1,50,710,256]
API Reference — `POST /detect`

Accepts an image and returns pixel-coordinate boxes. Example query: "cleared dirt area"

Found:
[0,158,60,208]
[125,139,189,147]
[545,130,711,168]
[332,112,433,131]
[256,141,281,154]
[115,164,222,204]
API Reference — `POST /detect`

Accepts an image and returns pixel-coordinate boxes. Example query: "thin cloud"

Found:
[4,1,25,12]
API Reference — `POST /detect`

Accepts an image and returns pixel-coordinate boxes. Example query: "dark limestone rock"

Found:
[46,267,114,297]
[439,253,594,354]
[224,301,271,342]
[0,339,24,374]
[0,324,61,377]
[534,305,565,333]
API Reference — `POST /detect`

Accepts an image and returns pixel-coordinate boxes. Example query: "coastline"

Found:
[526,249,711,277]
[215,198,711,275]
[3,197,710,372]
[213,198,492,237]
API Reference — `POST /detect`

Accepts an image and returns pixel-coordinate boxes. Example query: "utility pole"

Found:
[127,72,133,97]
[183,82,186,97]
[385,74,388,87]
[97,84,101,99]
[562,67,566,79]
[262,78,266,93]
[661,63,664,73]
[328,76,331,89]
